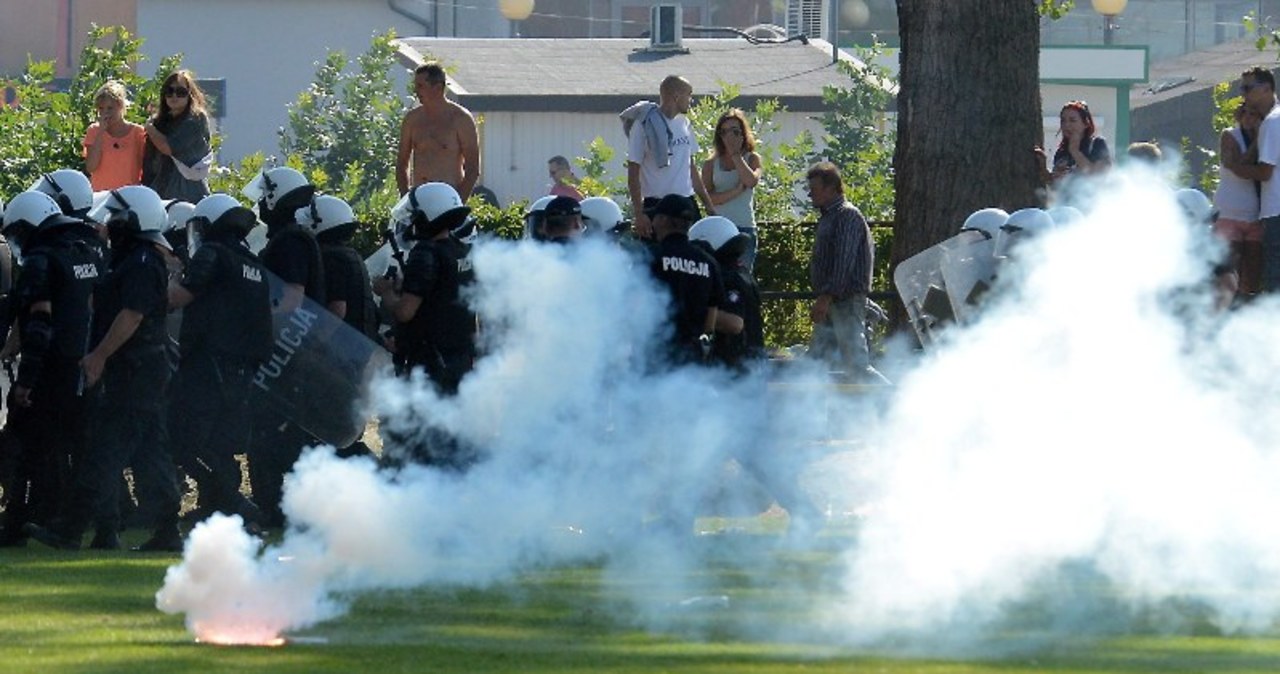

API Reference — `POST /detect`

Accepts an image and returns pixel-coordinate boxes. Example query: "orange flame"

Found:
[192,622,287,647]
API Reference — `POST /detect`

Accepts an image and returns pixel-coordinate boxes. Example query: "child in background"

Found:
[83,80,146,191]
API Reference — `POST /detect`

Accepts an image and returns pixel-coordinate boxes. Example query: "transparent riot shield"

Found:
[938,230,999,323]
[893,244,955,349]
[250,271,392,447]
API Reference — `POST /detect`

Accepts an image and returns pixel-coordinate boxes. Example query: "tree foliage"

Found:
[0,25,180,198]
[279,30,405,206]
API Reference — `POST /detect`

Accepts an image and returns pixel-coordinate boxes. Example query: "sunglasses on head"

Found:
[164,86,190,98]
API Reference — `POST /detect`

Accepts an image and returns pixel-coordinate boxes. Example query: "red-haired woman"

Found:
[1035,100,1111,188]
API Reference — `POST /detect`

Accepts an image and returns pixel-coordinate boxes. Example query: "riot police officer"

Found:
[297,195,377,338]
[0,191,104,545]
[242,167,326,527]
[294,194,378,461]
[646,194,723,367]
[374,182,478,469]
[166,193,272,530]
[689,215,764,370]
[26,186,182,551]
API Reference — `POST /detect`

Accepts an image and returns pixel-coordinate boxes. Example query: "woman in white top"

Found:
[701,109,762,271]
[1213,102,1264,296]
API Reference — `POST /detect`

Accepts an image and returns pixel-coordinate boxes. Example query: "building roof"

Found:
[1130,36,1265,109]
[394,37,870,113]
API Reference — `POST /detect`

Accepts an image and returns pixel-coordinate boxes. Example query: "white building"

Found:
[137,0,511,162]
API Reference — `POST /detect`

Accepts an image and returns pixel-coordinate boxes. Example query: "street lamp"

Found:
[1091,0,1128,46]
[499,0,535,38]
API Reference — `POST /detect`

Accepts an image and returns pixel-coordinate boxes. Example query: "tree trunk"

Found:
[891,1,1043,270]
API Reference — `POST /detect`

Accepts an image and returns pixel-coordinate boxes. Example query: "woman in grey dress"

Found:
[143,70,212,202]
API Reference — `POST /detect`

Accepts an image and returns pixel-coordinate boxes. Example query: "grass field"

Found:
[4,527,1280,674]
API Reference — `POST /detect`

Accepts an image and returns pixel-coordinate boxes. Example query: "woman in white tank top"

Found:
[1213,102,1263,296]
[701,109,762,271]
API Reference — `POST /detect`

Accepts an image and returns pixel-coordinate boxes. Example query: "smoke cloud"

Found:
[158,173,1280,654]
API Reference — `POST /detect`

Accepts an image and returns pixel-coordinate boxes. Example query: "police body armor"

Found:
[18,228,104,363]
[178,241,272,365]
[320,241,379,340]
[397,236,476,389]
[261,223,325,304]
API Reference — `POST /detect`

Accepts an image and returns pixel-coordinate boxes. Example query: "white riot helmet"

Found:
[1046,205,1085,228]
[1175,188,1216,225]
[88,185,171,251]
[163,199,196,257]
[163,200,196,235]
[242,166,314,228]
[580,196,627,236]
[187,193,257,255]
[960,208,1008,238]
[524,195,556,241]
[390,182,471,240]
[2,191,81,261]
[1003,208,1054,236]
[996,207,1054,257]
[30,169,94,217]
[295,195,356,236]
[691,217,747,257]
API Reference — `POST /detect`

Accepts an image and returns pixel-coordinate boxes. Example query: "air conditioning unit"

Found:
[650,3,683,50]
[785,0,828,40]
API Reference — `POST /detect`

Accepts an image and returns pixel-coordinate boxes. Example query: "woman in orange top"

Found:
[83,80,146,191]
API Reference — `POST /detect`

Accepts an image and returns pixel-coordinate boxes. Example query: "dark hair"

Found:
[806,162,843,194]
[1243,66,1276,90]
[153,70,207,130]
[548,155,571,170]
[712,108,756,157]
[1056,100,1097,153]
[415,62,447,84]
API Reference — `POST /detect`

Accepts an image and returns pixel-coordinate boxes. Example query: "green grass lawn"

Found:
[3,528,1280,673]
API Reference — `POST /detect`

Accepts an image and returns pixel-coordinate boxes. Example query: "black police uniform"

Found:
[649,232,724,366]
[36,238,179,547]
[712,257,764,370]
[249,222,326,526]
[319,235,378,339]
[383,234,477,470]
[317,230,378,460]
[0,223,103,539]
[168,237,272,524]
[398,236,476,391]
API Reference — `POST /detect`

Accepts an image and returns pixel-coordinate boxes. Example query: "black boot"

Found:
[133,524,184,553]
[89,527,122,550]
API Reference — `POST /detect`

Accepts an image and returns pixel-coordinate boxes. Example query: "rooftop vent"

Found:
[785,0,828,40]
[650,4,683,50]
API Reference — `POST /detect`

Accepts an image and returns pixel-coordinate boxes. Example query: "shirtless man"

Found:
[396,62,481,201]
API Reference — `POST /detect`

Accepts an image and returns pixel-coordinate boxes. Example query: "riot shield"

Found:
[365,242,396,281]
[938,230,999,323]
[893,244,954,349]
[250,271,392,447]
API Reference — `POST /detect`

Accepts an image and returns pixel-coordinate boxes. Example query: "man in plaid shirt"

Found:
[807,162,888,384]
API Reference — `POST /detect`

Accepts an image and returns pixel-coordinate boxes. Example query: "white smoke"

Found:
[157,236,786,641]
[158,172,1280,652]
[824,172,1280,647]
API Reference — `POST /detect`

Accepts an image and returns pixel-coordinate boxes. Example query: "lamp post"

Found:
[1091,0,1128,46]
[499,0,535,38]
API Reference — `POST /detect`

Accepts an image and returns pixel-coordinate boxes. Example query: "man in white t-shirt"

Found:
[627,75,715,239]
[1227,66,1280,291]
